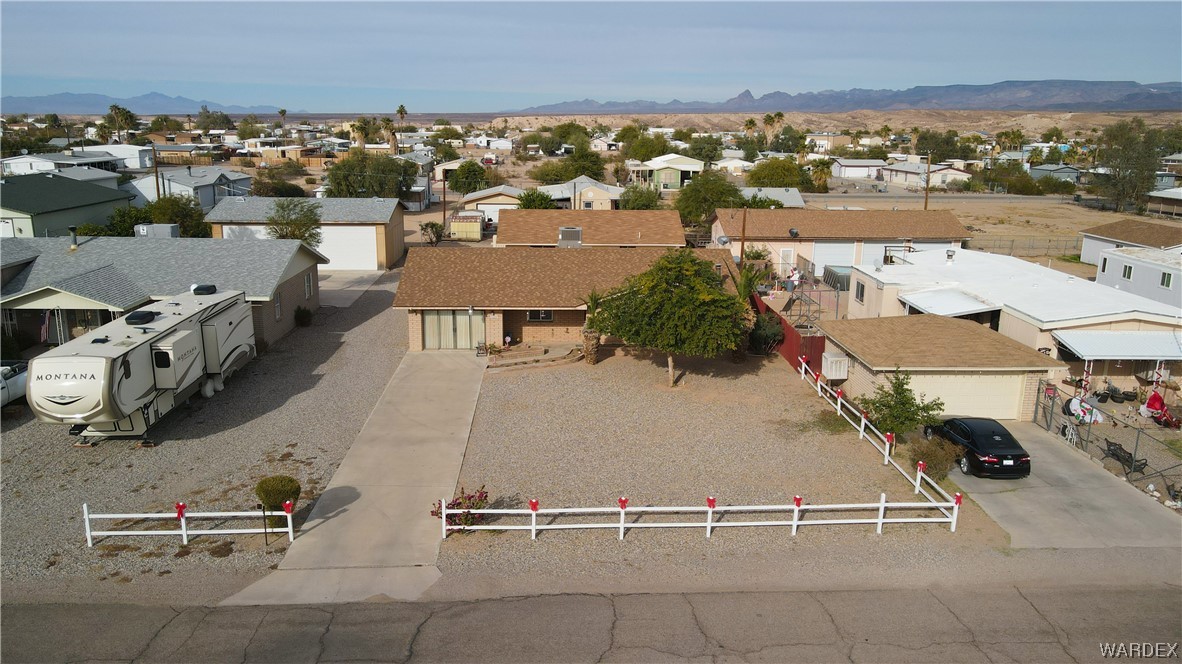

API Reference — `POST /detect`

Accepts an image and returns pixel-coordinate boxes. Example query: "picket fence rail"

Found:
[83,501,295,546]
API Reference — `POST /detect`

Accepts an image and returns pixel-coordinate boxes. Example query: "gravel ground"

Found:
[0,270,406,600]
[438,348,1006,584]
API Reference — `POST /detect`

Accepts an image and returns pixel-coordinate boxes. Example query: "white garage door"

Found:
[810,241,856,276]
[910,372,1025,420]
[226,224,378,270]
[477,204,518,224]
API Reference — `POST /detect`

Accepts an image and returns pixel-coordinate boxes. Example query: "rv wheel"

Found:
[201,379,216,399]
[212,376,225,392]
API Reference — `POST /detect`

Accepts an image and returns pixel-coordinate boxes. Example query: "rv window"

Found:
[304,273,314,299]
[153,351,172,369]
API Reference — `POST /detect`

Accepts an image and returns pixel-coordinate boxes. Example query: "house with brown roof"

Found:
[818,315,1066,420]
[393,247,736,350]
[710,209,970,278]
[495,209,686,248]
[1080,219,1182,265]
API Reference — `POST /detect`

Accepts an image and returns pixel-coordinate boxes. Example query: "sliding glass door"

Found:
[422,310,485,350]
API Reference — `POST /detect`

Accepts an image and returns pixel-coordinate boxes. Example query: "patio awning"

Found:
[899,288,997,317]
[1052,330,1182,361]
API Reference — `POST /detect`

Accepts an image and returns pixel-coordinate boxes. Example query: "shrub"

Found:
[430,486,490,528]
[240,158,256,168]
[907,436,962,481]
[749,312,784,355]
[255,475,301,527]
[305,177,317,185]
[857,370,944,443]
[294,306,313,327]
[743,247,771,261]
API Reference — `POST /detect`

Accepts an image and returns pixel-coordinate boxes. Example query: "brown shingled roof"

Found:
[712,209,971,240]
[497,209,687,247]
[817,315,1066,371]
[393,247,737,309]
[1080,219,1182,249]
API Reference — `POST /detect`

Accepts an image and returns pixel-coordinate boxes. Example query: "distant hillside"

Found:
[514,80,1182,115]
[0,92,282,115]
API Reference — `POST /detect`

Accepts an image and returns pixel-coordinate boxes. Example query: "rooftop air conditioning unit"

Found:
[821,351,849,381]
[557,226,582,248]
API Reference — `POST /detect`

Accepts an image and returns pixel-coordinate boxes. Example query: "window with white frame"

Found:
[854,281,865,303]
[526,310,553,322]
[1121,264,1133,280]
[304,273,314,299]
[275,292,282,321]
[1161,272,1173,289]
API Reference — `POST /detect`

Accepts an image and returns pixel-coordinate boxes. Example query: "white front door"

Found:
[778,248,795,277]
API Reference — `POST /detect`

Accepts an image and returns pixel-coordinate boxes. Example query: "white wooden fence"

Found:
[83,501,295,546]
[441,359,962,540]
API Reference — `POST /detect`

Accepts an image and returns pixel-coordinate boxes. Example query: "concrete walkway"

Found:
[223,352,486,605]
[318,271,385,308]
[957,421,1182,548]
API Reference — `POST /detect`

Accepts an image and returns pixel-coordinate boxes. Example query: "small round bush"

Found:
[305,177,317,185]
[907,436,962,481]
[255,475,301,526]
[294,306,313,327]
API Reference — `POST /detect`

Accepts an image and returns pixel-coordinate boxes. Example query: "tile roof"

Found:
[1080,219,1182,249]
[459,184,524,203]
[206,196,403,224]
[393,247,737,309]
[497,209,686,247]
[713,209,971,240]
[818,314,1066,371]
[0,173,133,215]
[0,236,327,307]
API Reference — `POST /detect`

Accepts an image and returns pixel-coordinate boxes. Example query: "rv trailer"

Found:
[27,286,256,442]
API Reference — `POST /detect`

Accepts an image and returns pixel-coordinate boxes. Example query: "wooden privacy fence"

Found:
[965,236,1082,257]
[752,295,825,372]
[156,154,213,166]
[83,501,295,546]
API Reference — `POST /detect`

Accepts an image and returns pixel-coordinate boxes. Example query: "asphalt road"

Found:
[5,586,1180,663]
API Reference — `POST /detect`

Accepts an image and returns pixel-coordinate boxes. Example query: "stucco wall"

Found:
[249,264,319,350]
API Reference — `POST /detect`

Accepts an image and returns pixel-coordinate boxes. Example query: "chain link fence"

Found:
[1033,380,1182,504]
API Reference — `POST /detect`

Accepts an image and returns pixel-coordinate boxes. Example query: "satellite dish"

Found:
[20,148,28,155]
[717,235,731,246]
[874,258,884,272]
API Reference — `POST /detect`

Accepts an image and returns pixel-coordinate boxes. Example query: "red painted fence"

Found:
[753,297,825,374]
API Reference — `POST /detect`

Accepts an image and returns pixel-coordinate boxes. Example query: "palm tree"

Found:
[763,113,776,142]
[773,111,784,135]
[278,108,287,128]
[810,159,833,193]
[743,118,757,138]
[580,290,603,365]
[877,124,892,142]
[396,104,408,125]
[185,114,193,131]
[380,116,395,144]
[352,116,377,146]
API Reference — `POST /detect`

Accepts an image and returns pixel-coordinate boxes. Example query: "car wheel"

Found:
[923,425,934,440]
[959,455,971,475]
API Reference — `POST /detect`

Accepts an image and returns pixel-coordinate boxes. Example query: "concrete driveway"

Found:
[955,421,1181,548]
[318,270,385,307]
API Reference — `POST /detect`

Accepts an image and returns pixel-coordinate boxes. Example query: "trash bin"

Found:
[1073,194,1082,202]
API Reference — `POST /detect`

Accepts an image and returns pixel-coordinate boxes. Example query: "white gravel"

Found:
[0,270,406,592]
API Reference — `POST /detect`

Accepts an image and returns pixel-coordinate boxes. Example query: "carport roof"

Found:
[899,288,998,316]
[1052,330,1182,361]
[818,314,1066,371]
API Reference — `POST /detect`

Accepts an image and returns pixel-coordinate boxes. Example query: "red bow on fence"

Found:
[706,496,716,509]
[282,500,294,515]
[618,497,628,510]
[528,499,539,512]
[174,502,186,520]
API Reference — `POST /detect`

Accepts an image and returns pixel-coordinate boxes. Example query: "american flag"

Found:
[39,310,50,343]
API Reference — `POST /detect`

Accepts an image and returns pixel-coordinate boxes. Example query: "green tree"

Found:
[857,370,945,442]
[614,124,644,145]
[146,195,210,237]
[1097,117,1162,211]
[103,104,138,142]
[326,150,418,198]
[351,116,378,144]
[237,114,264,140]
[768,125,805,153]
[675,170,744,228]
[550,121,589,145]
[809,159,833,193]
[447,160,490,195]
[1040,126,1064,143]
[671,127,697,142]
[564,144,605,180]
[433,126,464,141]
[516,188,556,209]
[252,175,306,197]
[148,115,184,132]
[596,248,748,387]
[686,135,723,166]
[265,198,323,247]
[619,184,662,210]
[624,133,671,162]
[419,221,445,246]
[194,105,235,131]
[746,157,802,188]
[105,206,153,236]
[278,108,287,127]
[744,194,781,209]
[425,139,460,162]
[915,129,972,164]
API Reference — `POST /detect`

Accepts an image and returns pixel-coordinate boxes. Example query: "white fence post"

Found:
[283,500,295,542]
[951,493,962,533]
[529,499,539,540]
[83,503,93,547]
[914,461,926,494]
[440,499,448,539]
[176,502,188,546]
[617,497,628,541]
[835,389,844,414]
[859,412,867,440]
[799,356,807,380]
[876,493,886,534]
[792,495,801,536]
[706,497,715,538]
[816,373,823,396]
[883,432,894,465]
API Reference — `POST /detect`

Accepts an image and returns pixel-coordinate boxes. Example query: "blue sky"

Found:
[2,1,1180,112]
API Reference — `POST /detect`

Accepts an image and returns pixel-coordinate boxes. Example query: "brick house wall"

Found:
[407,310,423,351]
[250,265,319,351]
[503,309,585,345]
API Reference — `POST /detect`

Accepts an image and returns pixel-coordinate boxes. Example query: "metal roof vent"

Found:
[789,228,799,238]
[557,226,582,248]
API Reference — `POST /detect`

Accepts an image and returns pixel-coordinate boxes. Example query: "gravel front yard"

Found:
[1,271,406,602]
[438,348,1006,588]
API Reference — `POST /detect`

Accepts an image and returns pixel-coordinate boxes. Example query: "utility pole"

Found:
[152,143,161,200]
[923,151,932,211]
[738,208,748,270]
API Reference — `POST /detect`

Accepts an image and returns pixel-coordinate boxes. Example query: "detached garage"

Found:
[207,197,406,270]
[459,185,524,226]
[817,314,1066,421]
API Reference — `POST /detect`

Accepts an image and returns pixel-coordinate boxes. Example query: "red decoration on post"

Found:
[793,495,802,508]
[917,461,927,475]
[836,389,844,399]
[817,373,824,384]
[885,432,895,446]
[528,499,539,512]
[618,497,628,510]
[706,496,716,509]
[954,493,963,506]
[801,356,809,365]
[174,502,186,520]
[283,500,294,514]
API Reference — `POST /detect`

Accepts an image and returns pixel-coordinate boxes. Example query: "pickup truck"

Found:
[1,361,28,408]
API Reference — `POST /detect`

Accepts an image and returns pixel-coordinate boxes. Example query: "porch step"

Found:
[487,347,584,372]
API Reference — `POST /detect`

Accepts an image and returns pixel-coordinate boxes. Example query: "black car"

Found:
[924,417,1030,479]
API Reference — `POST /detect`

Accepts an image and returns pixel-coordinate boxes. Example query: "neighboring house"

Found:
[589,137,620,152]
[818,314,1066,421]
[714,157,754,175]
[400,177,433,212]
[495,209,685,248]
[473,137,513,151]
[710,209,970,277]
[124,166,252,211]
[805,133,852,153]
[989,151,1027,166]
[206,197,406,271]
[393,247,737,351]
[0,173,134,238]
[738,187,805,208]
[627,153,705,190]
[433,157,470,183]
[145,131,203,144]
[536,176,624,210]
[1161,152,1182,174]
[1,150,121,176]
[846,248,1182,385]
[1146,188,1182,217]
[881,163,972,188]
[831,159,887,180]
[0,236,327,351]
[1029,164,1081,184]
[458,185,525,224]
[1154,172,1182,191]
[1078,219,1182,265]
[79,144,155,170]
[395,151,435,178]
[51,166,120,189]
[1094,247,1181,307]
